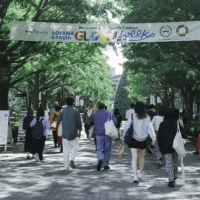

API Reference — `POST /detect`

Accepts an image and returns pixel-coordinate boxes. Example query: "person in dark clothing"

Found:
[114,108,122,140]
[30,108,49,161]
[147,104,157,120]
[157,108,185,188]
[181,109,188,125]
[23,108,35,159]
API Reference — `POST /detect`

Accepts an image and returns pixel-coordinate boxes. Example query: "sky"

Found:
[104,46,127,75]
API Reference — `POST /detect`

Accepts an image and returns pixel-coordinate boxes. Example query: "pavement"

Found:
[0,131,200,200]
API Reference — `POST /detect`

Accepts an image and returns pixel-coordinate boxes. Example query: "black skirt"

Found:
[24,127,36,154]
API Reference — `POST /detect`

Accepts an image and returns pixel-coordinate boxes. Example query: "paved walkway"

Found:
[0,132,200,200]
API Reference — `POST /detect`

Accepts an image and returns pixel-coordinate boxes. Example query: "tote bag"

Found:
[51,121,57,129]
[89,126,94,139]
[58,122,62,137]
[105,114,118,139]
[173,122,185,182]
[173,122,185,157]
[117,144,125,159]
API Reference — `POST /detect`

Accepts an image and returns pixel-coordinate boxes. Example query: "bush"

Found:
[11,121,19,139]
[184,120,200,138]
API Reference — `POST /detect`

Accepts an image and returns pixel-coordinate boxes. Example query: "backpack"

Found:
[32,118,44,139]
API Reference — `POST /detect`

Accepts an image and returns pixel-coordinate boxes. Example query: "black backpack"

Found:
[32,118,44,139]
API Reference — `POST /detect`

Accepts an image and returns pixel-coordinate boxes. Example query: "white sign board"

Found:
[0,111,9,145]
[80,99,84,106]
[10,21,200,43]
[75,96,80,106]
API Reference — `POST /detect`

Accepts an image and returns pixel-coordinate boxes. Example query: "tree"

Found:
[0,0,119,109]
[118,0,200,120]
[114,72,132,119]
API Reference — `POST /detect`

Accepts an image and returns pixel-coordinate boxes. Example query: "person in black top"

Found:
[23,108,35,159]
[147,104,157,120]
[114,108,122,140]
[157,108,185,188]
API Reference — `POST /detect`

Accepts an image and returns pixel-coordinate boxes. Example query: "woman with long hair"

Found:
[123,101,156,182]
[30,108,49,161]
[114,108,122,140]
[23,108,35,159]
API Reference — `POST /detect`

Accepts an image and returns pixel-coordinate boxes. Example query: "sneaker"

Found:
[157,158,162,166]
[35,156,39,162]
[104,166,110,170]
[168,181,174,188]
[147,146,153,154]
[64,167,69,171]
[97,160,103,171]
[137,171,143,180]
[27,156,31,160]
[193,151,199,155]
[70,160,76,168]
[133,175,139,183]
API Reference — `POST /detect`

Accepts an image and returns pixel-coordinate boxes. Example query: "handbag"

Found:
[173,122,185,157]
[104,113,118,139]
[173,122,185,183]
[117,143,125,159]
[89,126,94,139]
[124,114,133,145]
[58,122,62,137]
[51,121,57,129]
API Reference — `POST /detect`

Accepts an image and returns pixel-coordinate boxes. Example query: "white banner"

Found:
[10,21,200,43]
[0,111,9,145]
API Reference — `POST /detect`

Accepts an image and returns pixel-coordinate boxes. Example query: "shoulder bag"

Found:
[105,113,118,139]
[124,114,133,145]
[173,121,185,182]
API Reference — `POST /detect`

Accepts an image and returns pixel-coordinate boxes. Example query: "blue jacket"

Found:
[57,106,82,140]
[91,109,117,136]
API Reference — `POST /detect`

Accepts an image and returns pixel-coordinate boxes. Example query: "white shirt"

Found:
[123,113,156,142]
[125,109,135,120]
[87,109,93,117]
[152,115,163,131]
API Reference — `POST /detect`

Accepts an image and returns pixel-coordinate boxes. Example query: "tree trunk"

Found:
[32,72,40,110]
[0,82,9,110]
[170,87,175,108]
[41,93,47,109]
[188,92,194,122]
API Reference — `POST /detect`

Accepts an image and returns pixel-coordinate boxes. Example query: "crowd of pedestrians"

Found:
[22,97,187,188]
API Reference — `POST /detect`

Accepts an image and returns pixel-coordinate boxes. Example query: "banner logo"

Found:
[160,25,172,37]
[176,25,189,37]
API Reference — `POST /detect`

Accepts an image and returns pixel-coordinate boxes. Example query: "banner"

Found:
[10,21,200,43]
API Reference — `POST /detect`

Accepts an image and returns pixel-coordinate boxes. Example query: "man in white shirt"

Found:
[125,103,135,120]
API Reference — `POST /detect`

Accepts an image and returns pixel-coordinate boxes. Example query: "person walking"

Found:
[91,101,117,171]
[122,101,156,183]
[50,106,60,148]
[30,108,49,161]
[83,103,94,139]
[157,108,185,188]
[57,97,82,171]
[150,106,166,166]
[147,104,157,120]
[125,103,135,120]
[114,108,122,140]
[23,108,35,159]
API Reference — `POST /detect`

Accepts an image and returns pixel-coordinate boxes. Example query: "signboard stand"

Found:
[0,110,12,152]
